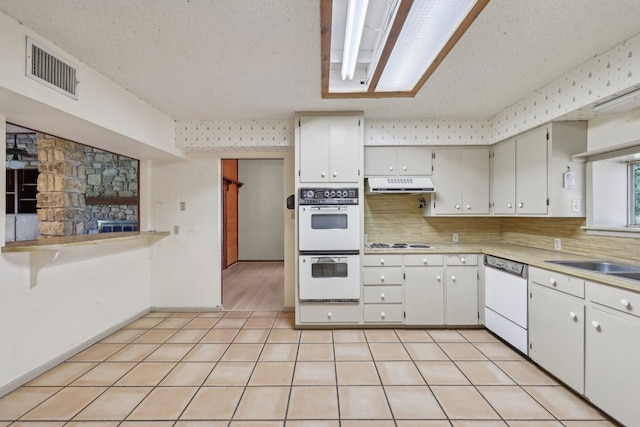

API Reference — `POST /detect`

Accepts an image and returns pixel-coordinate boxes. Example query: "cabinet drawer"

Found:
[363,286,403,304]
[299,304,361,323]
[363,304,404,323]
[363,268,403,285]
[445,254,478,266]
[530,267,585,298]
[363,254,402,267]
[587,281,640,318]
[404,254,444,266]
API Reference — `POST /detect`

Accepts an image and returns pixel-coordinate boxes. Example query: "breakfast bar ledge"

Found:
[1,231,170,287]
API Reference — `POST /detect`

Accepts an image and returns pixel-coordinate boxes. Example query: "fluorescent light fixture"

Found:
[593,88,640,114]
[376,0,476,92]
[341,0,369,80]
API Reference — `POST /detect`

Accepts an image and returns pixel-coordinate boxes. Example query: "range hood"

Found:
[367,177,436,193]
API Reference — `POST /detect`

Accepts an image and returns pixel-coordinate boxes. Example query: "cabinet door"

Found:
[299,116,331,182]
[491,139,516,214]
[432,149,462,215]
[529,285,584,393]
[462,148,489,214]
[445,267,478,325]
[586,307,640,427]
[397,147,432,176]
[364,147,396,176]
[405,267,444,325]
[516,127,548,214]
[328,115,360,182]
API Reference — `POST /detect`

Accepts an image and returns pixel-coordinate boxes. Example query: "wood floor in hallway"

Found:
[222,261,284,311]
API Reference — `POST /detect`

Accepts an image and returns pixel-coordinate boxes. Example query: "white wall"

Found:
[0,12,181,161]
[238,159,285,260]
[0,11,182,393]
[149,158,222,309]
[149,152,296,310]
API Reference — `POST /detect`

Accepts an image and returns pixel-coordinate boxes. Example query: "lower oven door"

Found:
[299,254,360,301]
[298,205,360,252]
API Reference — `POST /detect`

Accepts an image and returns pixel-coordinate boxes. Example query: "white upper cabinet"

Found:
[516,127,549,214]
[490,139,516,214]
[364,146,432,176]
[427,147,489,215]
[298,115,361,183]
[490,121,587,216]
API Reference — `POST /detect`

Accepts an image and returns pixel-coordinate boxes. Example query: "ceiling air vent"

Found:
[26,37,79,99]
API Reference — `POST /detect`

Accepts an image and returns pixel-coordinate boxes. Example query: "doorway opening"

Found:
[221,158,285,311]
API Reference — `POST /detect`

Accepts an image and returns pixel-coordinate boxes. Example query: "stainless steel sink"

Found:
[608,271,640,281]
[546,260,640,273]
[545,260,640,282]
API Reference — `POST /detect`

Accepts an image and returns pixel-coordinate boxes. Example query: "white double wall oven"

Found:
[298,186,361,301]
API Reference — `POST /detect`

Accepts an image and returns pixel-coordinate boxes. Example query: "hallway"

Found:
[222,261,285,311]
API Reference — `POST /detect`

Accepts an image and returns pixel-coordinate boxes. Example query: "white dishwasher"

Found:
[484,255,528,355]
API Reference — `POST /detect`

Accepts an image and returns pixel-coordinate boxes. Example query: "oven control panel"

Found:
[299,187,359,205]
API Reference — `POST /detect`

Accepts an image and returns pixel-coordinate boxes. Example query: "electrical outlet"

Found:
[180,201,186,211]
[453,232,459,242]
[174,225,179,235]
[554,238,561,251]
[571,199,581,213]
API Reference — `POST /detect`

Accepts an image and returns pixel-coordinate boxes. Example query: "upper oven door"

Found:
[298,205,360,252]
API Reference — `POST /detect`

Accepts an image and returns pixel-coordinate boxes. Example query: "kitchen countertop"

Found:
[365,241,640,293]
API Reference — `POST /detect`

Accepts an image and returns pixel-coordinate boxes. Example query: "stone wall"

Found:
[36,134,86,236]
[83,147,138,232]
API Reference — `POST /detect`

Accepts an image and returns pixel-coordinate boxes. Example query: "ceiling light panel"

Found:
[376,0,477,92]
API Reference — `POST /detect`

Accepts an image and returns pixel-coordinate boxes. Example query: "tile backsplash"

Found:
[365,193,640,264]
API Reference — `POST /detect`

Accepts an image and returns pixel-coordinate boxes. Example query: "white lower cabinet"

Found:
[405,255,445,325]
[363,255,403,324]
[446,266,479,325]
[585,281,640,426]
[361,253,479,326]
[529,283,585,393]
[444,255,479,325]
[299,304,361,324]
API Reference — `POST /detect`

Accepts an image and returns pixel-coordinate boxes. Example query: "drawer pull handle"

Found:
[422,258,427,264]
[389,166,394,171]
[455,204,461,210]
[380,259,385,265]
[592,320,600,330]
[519,202,524,208]
[620,299,631,308]
[321,172,326,178]
[451,275,456,281]
[550,278,557,286]
[402,166,407,171]
[327,312,332,319]
[466,204,471,210]
[381,312,386,318]
[380,275,385,282]
[460,257,466,263]
[380,293,385,299]
[436,275,441,281]
[332,171,338,177]
[569,311,577,320]
[507,203,513,208]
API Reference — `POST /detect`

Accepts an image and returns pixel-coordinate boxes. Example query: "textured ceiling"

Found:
[2,0,640,121]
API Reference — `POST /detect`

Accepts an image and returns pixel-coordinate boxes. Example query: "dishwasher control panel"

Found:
[484,255,528,277]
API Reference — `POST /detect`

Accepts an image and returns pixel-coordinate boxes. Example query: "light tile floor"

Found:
[0,310,621,426]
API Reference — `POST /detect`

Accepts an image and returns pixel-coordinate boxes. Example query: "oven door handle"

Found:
[310,206,346,212]
[311,257,347,263]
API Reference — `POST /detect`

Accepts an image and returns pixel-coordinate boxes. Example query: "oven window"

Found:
[311,214,348,230]
[311,260,348,278]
